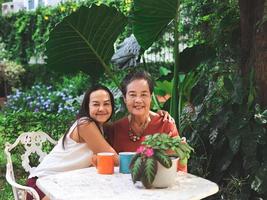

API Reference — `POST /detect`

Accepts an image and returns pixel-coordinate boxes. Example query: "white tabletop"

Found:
[37,167,219,200]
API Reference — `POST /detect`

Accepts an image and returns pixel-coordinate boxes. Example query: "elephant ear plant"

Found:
[130,133,193,189]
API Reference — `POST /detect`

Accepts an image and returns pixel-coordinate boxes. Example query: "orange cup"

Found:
[97,152,114,174]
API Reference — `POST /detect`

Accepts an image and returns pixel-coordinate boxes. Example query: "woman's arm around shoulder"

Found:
[151,111,179,137]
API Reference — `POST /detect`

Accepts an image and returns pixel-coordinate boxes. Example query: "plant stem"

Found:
[178,88,182,132]
[152,92,161,110]
[170,0,180,126]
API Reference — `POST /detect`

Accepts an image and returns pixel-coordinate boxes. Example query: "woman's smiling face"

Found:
[89,89,112,124]
[124,79,152,117]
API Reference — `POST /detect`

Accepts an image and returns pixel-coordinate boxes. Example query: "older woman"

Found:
[105,71,186,171]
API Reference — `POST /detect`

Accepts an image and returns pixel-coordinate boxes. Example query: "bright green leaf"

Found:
[159,67,171,76]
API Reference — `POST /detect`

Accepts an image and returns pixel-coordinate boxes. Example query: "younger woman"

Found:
[26,85,119,200]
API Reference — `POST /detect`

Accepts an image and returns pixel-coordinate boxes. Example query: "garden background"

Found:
[0,0,267,199]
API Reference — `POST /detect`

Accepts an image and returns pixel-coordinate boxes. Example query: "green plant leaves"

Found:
[131,0,178,50]
[159,66,171,76]
[46,4,127,79]
[179,44,215,73]
[251,161,267,195]
[130,156,143,183]
[129,153,141,169]
[154,151,172,168]
[141,158,157,189]
[229,134,241,154]
[142,133,193,160]
[155,80,173,96]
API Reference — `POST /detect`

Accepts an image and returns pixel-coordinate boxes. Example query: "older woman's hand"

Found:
[157,110,175,123]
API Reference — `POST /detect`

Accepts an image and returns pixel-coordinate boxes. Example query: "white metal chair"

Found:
[5,131,57,200]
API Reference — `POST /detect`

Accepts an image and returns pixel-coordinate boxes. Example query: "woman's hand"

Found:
[157,110,175,123]
[89,154,98,167]
[89,154,119,167]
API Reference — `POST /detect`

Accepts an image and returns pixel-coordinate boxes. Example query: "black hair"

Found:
[120,70,154,97]
[62,85,115,148]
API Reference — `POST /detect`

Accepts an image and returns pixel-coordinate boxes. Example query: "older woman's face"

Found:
[124,79,152,117]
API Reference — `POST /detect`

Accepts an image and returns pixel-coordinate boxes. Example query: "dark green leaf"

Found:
[241,129,257,157]
[253,125,267,145]
[215,148,235,173]
[46,4,127,78]
[129,153,141,169]
[251,162,267,194]
[130,156,143,183]
[229,134,241,154]
[131,0,178,50]
[141,158,157,188]
[231,75,244,104]
[179,44,215,73]
[262,110,267,117]
[224,77,234,93]
[154,151,172,168]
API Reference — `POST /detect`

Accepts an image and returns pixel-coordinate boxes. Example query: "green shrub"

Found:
[0,0,131,64]
[0,60,25,96]
[1,111,74,142]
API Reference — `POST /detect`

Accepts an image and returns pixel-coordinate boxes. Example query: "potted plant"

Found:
[130,133,193,189]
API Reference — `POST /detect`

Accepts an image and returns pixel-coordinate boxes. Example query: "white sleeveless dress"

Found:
[29,118,93,178]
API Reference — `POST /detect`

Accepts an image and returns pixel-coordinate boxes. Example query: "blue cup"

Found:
[119,152,136,174]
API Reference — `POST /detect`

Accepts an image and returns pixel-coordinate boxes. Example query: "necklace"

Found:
[128,115,150,142]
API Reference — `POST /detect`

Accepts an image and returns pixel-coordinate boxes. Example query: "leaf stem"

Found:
[170,0,180,126]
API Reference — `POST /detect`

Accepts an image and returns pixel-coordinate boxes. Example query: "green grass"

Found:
[0,117,26,200]
[0,182,13,200]
[0,131,13,200]
[0,118,50,200]
[0,145,28,200]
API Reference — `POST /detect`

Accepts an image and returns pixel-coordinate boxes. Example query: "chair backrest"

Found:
[5,131,57,200]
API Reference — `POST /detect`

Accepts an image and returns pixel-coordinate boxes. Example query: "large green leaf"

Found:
[179,44,216,73]
[251,162,267,195]
[141,158,157,188]
[46,4,127,79]
[131,0,178,50]
[155,80,173,96]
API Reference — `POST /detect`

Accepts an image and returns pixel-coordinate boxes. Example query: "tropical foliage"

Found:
[45,1,215,128]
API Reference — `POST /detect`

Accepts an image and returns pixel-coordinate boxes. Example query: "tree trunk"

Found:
[239,0,267,107]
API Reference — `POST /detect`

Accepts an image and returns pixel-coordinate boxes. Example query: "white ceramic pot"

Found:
[152,158,178,188]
